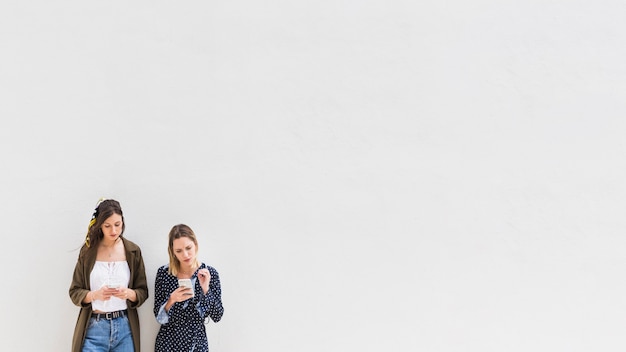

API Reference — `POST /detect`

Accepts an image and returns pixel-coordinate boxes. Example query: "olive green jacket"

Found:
[69,237,148,352]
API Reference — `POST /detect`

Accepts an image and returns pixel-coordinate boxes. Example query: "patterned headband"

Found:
[85,197,108,247]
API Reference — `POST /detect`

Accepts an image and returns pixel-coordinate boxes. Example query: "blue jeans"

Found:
[82,315,134,352]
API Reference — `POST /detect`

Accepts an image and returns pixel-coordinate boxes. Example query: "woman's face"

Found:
[101,213,123,243]
[172,237,197,268]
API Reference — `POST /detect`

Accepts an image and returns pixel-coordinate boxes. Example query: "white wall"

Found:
[1,1,625,351]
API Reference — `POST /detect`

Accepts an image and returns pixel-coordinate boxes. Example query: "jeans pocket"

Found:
[86,317,98,329]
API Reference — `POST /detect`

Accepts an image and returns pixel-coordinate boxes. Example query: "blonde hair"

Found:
[167,224,200,276]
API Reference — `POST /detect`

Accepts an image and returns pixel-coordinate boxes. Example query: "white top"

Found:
[90,261,131,312]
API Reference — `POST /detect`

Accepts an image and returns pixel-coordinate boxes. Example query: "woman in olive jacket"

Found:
[69,199,148,352]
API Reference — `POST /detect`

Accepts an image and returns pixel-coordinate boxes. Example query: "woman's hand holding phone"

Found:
[110,287,134,301]
[169,279,194,304]
[92,286,121,301]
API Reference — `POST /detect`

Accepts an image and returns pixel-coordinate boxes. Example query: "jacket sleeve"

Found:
[128,246,148,309]
[68,248,90,308]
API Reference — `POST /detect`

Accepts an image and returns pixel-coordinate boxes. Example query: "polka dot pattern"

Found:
[154,263,224,352]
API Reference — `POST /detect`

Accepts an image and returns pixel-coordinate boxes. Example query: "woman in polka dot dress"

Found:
[153,224,224,352]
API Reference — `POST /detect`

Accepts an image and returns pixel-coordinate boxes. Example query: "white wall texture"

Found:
[1,1,625,351]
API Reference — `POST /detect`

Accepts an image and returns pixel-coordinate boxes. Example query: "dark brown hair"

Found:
[85,199,125,249]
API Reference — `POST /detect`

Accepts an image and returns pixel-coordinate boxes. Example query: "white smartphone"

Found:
[178,279,195,297]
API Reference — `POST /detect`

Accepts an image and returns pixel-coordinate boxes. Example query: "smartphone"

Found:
[178,279,195,297]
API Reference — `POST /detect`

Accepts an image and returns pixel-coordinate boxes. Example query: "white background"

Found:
[1,1,625,351]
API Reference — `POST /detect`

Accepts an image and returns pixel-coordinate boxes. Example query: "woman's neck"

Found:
[180,263,197,275]
[101,237,120,248]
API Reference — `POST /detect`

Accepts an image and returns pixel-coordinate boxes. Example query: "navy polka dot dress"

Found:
[154,263,224,352]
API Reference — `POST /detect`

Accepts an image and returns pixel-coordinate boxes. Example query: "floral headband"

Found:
[85,197,108,247]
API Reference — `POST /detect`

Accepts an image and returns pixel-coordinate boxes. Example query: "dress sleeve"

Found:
[155,302,170,324]
[154,266,190,325]
[196,266,224,323]
[153,266,170,319]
